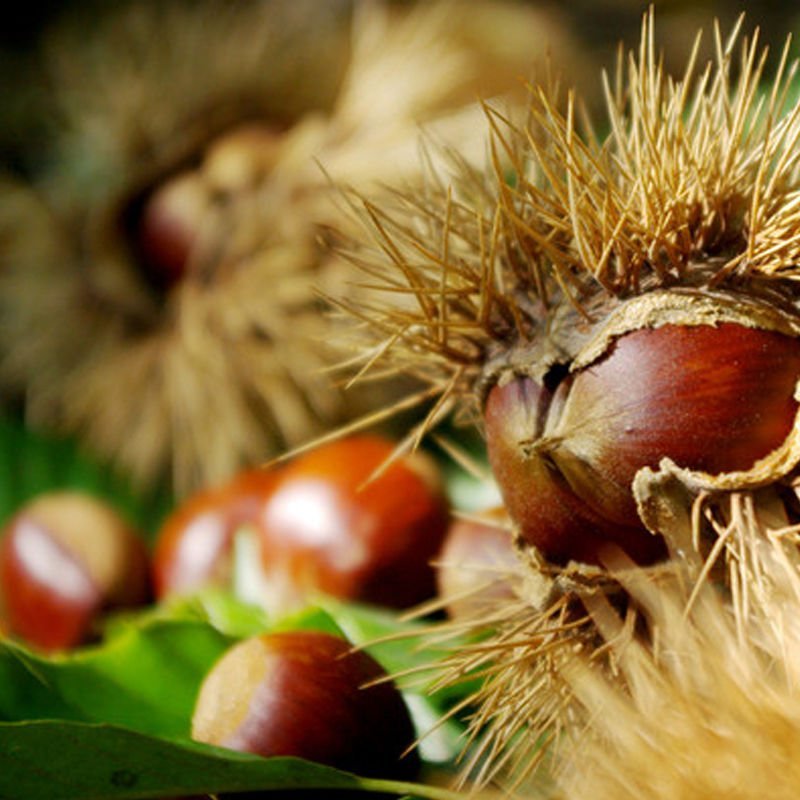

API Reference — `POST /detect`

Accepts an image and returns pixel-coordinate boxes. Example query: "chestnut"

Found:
[152,468,278,599]
[484,322,800,566]
[134,122,285,290]
[0,491,150,651]
[255,435,450,615]
[136,170,212,288]
[436,508,517,619]
[191,630,419,781]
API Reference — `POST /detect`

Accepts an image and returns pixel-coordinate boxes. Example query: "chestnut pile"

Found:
[153,434,452,615]
[0,432,515,789]
[0,434,489,652]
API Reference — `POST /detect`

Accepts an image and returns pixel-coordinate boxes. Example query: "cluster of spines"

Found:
[336,13,800,441]
[333,13,800,793]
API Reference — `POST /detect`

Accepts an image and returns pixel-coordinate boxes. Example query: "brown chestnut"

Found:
[484,323,800,566]
[134,122,284,289]
[191,630,420,781]
[136,170,212,288]
[436,507,517,619]
[152,468,278,599]
[255,435,450,615]
[0,491,150,651]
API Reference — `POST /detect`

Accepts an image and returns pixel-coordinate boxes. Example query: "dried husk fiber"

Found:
[331,11,800,794]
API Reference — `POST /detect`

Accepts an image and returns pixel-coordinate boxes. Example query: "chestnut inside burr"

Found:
[123,121,286,294]
[484,321,800,566]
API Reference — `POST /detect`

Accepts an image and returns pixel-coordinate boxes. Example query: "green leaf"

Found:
[108,589,272,641]
[121,589,347,641]
[0,720,465,800]
[0,602,476,794]
[316,596,481,701]
[315,596,440,677]
[0,620,234,736]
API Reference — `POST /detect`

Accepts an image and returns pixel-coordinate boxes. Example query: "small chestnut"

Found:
[0,491,150,651]
[135,170,213,288]
[133,122,285,289]
[255,435,450,615]
[436,508,517,619]
[152,468,278,599]
[484,322,800,566]
[191,629,420,781]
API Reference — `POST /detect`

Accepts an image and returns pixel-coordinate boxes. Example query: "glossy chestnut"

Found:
[0,491,150,651]
[255,435,450,614]
[136,170,211,288]
[484,323,800,566]
[152,468,278,599]
[191,630,420,781]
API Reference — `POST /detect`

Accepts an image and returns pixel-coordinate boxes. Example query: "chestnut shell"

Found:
[191,630,420,781]
[484,322,800,565]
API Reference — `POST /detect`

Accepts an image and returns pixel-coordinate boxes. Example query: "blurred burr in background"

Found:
[0,0,585,496]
